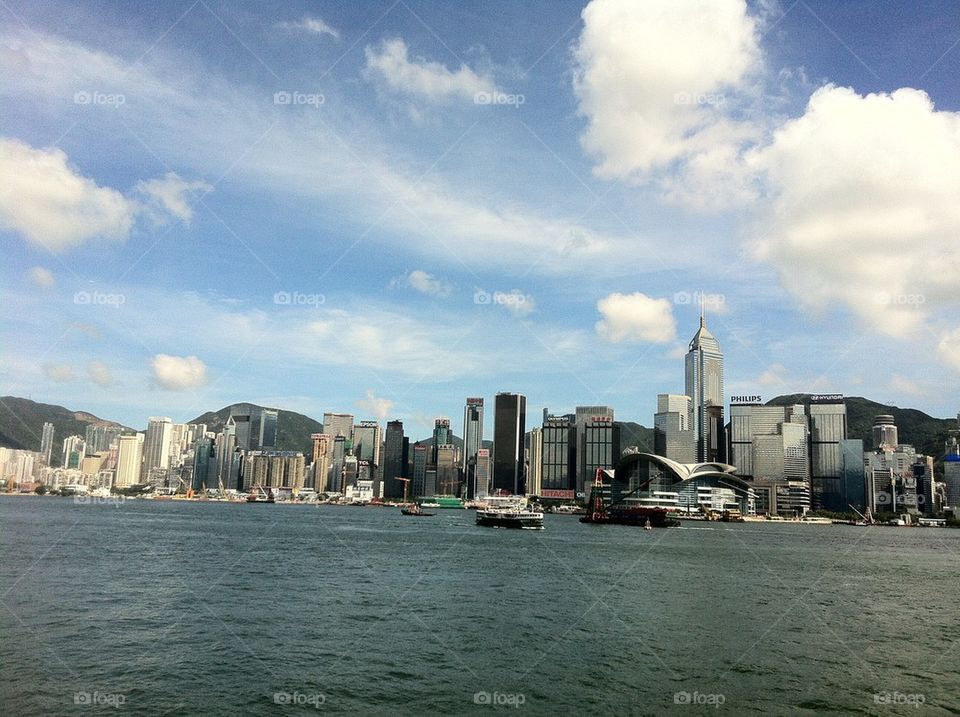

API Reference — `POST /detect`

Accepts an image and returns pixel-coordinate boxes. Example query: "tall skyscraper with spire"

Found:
[685,309,724,463]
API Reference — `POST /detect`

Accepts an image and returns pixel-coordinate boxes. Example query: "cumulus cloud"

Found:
[0,137,211,250]
[574,0,761,184]
[136,172,212,223]
[364,38,496,102]
[400,269,452,297]
[43,363,74,382]
[0,137,135,250]
[938,329,960,373]
[356,389,394,421]
[750,86,960,338]
[87,360,113,387]
[277,16,340,40]
[151,354,208,390]
[596,292,676,343]
[27,266,55,289]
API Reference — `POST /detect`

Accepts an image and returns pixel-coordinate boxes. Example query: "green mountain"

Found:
[188,403,322,456]
[617,421,655,453]
[767,394,957,458]
[0,396,132,466]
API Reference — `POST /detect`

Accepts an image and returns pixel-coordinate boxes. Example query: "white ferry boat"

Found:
[475,498,544,530]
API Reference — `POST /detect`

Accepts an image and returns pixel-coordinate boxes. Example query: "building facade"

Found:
[493,393,526,494]
[685,315,724,463]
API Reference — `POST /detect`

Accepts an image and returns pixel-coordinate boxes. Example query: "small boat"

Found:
[246,485,275,503]
[401,504,435,517]
[644,517,652,530]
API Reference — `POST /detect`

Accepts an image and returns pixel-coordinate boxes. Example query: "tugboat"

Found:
[578,469,680,528]
[475,498,544,530]
[246,485,275,503]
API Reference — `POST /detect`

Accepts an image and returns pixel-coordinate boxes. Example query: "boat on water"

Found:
[246,485,275,504]
[475,503,544,529]
[579,469,680,528]
[418,496,465,509]
[401,504,435,517]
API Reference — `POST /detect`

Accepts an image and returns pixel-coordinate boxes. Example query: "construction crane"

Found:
[395,477,411,504]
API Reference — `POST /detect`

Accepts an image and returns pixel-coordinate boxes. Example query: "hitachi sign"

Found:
[730,395,762,404]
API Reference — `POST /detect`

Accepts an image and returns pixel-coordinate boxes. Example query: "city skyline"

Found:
[4,1,960,433]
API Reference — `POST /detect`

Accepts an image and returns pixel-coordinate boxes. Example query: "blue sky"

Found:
[2,0,960,436]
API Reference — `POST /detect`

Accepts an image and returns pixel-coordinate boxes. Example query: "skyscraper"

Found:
[412,443,428,497]
[462,398,484,496]
[541,414,575,497]
[84,425,122,454]
[685,313,724,462]
[40,422,54,466]
[574,406,615,492]
[872,415,898,450]
[310,433,332,492]
[654,394,694,464]
[382,420,408,499]
[474,448,491,498]
[526,426,543,497]
[493,392,526,494]
[323,413,354,441]
[353,421,381,465]
[808,397,848,510]
[431,418,452,465]
[140,417,172,483]
[229,405,279,451]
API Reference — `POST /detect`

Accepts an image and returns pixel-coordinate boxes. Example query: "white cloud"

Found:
[573,0,761,182]
[758,362,787,387]
[356,389,394,421]
[403,269,452,297]
[43,363,74,382]
[495,290,535,317]
[750,86,960,338]
[151,354,208,390]
[0,137,135,250]
[364,38,496,102]
[596,292,676,344]
[938,329,960,373]
[87,360,113,387]
[890,374,925,397]
[136,172,211,223]
[27,266,55,289]
[278,16,340,40]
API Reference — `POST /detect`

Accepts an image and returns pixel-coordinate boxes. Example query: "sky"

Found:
[2,0,960,437]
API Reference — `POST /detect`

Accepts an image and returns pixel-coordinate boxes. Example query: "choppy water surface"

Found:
[1,497,958,715]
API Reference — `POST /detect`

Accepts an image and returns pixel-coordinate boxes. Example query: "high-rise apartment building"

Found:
[62,435,86,470]
[115,433,144,488]
[323,413,354,441]
[140,417,172,483]
[40,422,55,466]
[493,393,526,494]
[311,433,332,493]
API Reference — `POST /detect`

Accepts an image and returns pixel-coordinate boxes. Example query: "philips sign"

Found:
[730,395,762,404]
